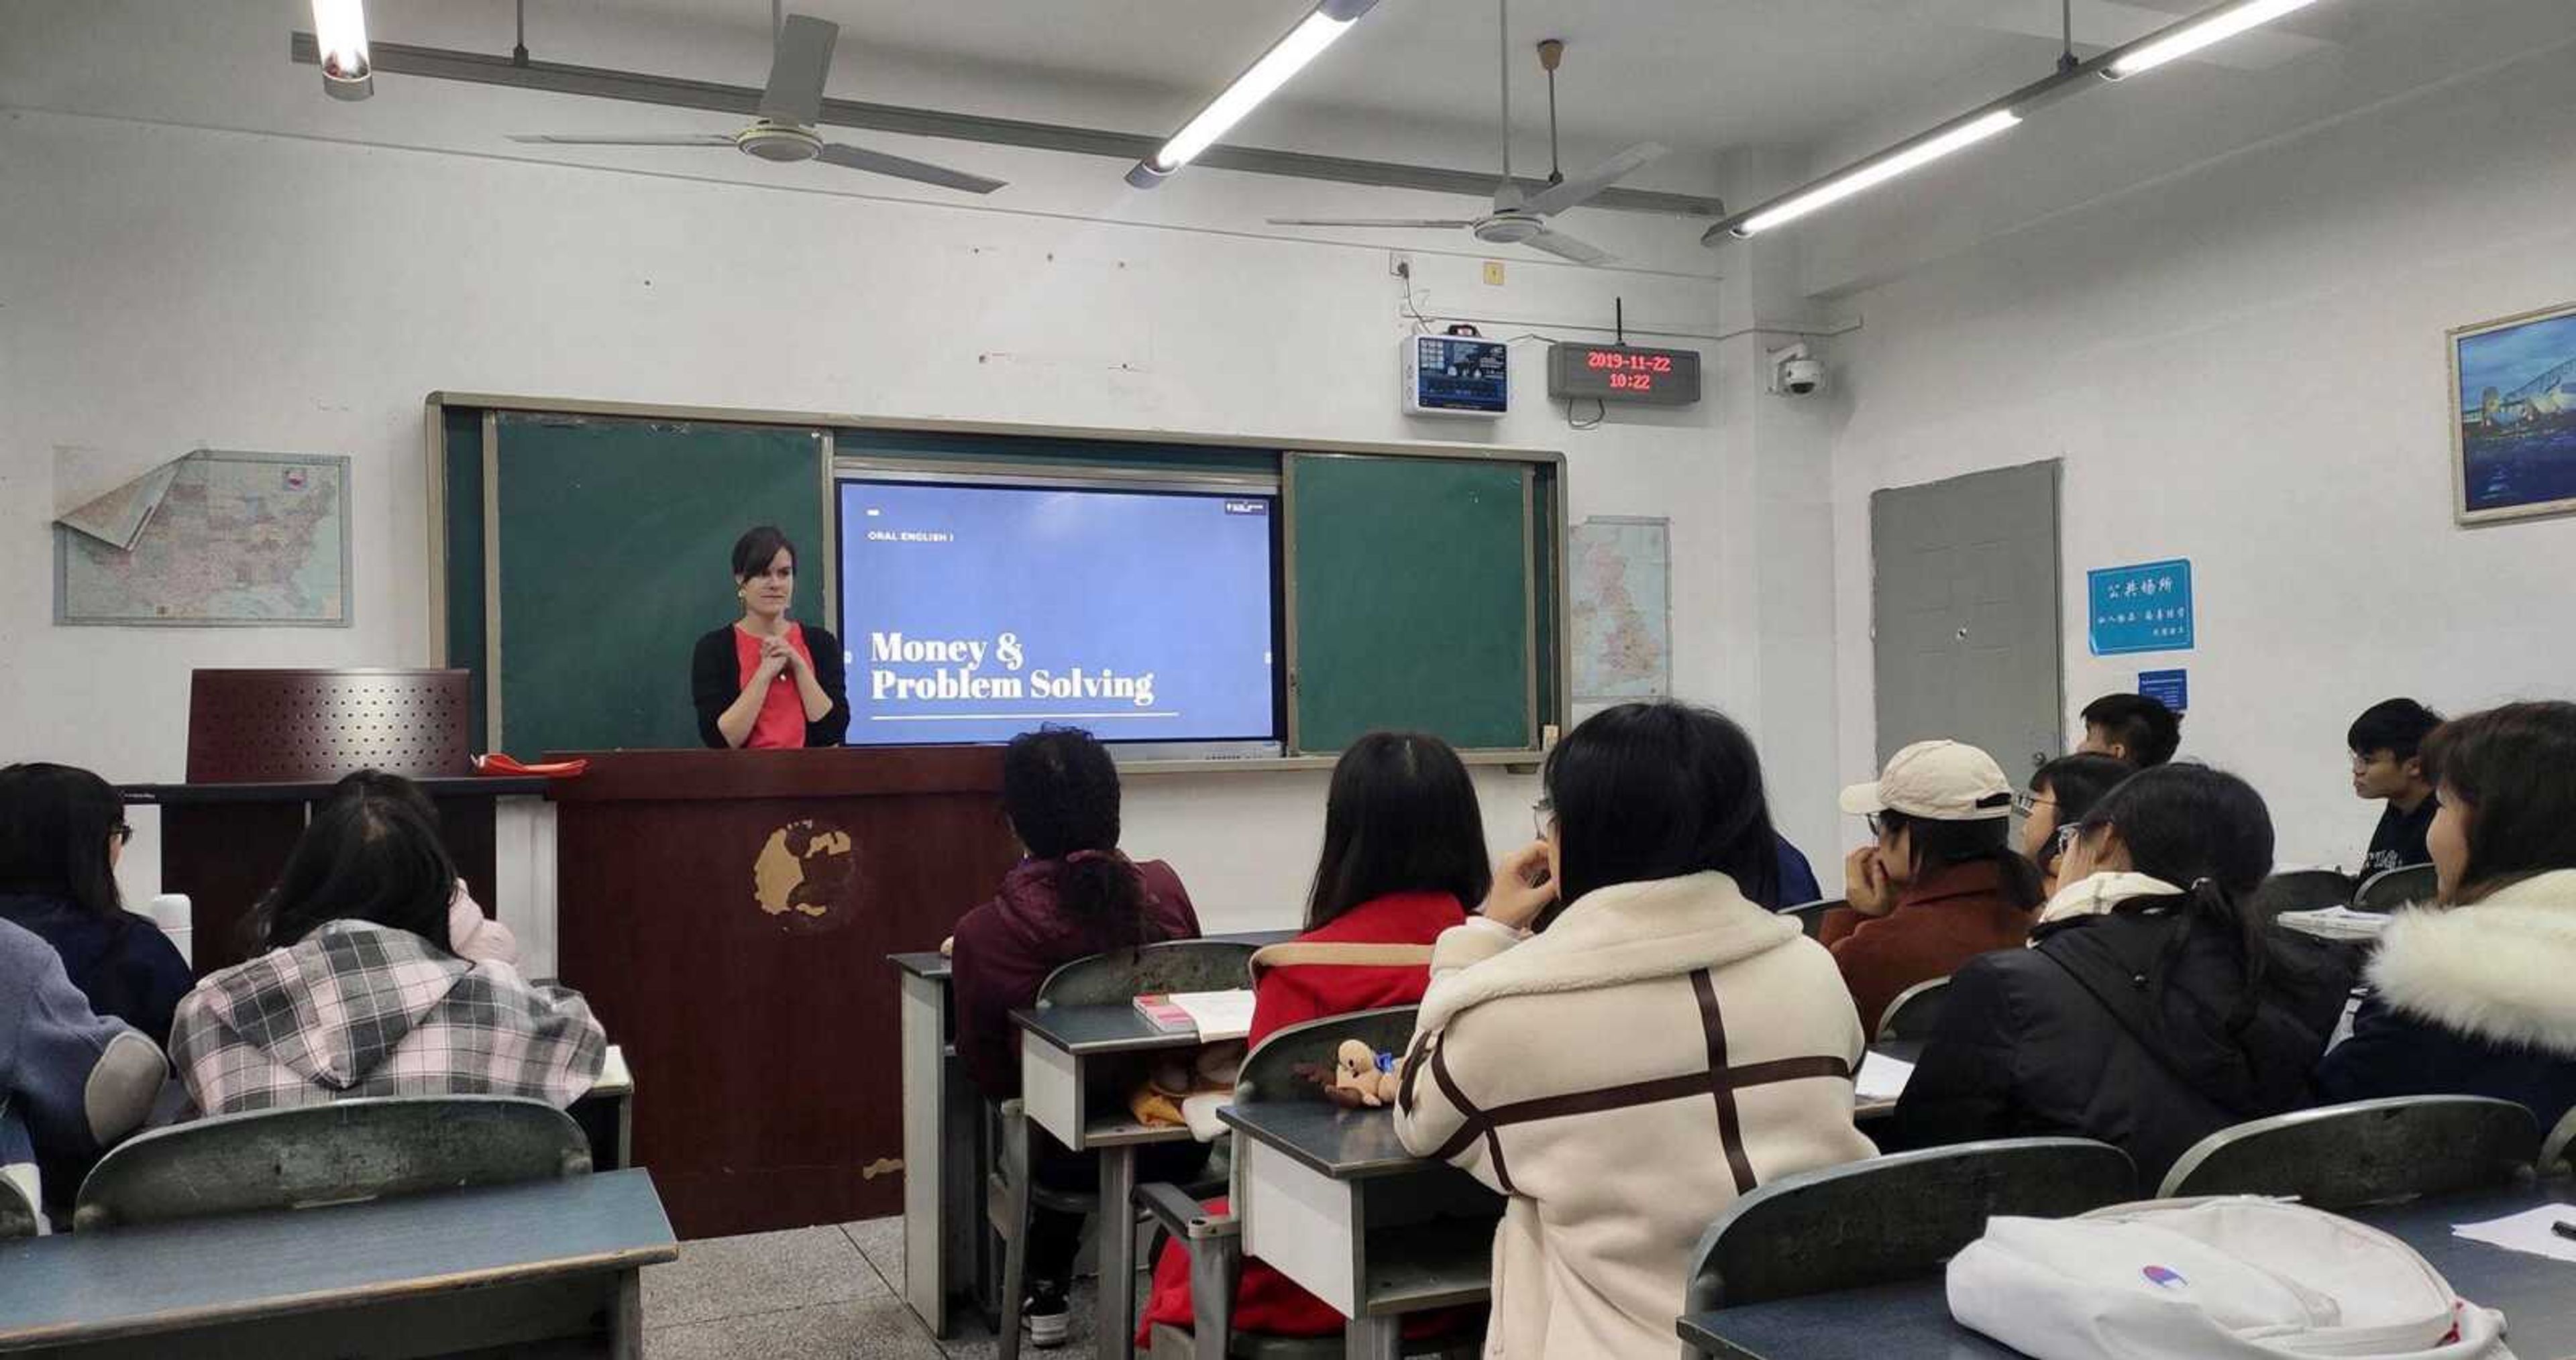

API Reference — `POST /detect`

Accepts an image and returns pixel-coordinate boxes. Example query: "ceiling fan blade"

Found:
[814,142,1005,194]
[1524,141,1667,217]
[1525,228,1613,266]
[759,13,839,125]
[1265,218,1479,229]
[508,133,737,147]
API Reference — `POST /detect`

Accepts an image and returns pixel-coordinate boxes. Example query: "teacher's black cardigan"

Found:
[690,624,853,748]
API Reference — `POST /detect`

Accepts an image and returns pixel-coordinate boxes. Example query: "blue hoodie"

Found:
[1,917,165,1210]
[0,893,193,1047]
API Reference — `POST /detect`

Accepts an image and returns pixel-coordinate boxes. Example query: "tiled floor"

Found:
[641,1216,1105,1359]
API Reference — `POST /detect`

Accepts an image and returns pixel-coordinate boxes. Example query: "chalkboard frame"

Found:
[426,392,1568,771]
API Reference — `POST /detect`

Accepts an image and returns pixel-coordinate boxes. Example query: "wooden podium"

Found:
[546,746,1020,1239]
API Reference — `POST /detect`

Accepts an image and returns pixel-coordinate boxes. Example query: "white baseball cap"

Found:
[1839,740,2015,821]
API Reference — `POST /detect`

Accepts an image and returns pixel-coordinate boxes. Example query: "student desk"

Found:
[1015,1003,1216,1360]
[0,1168,676,1359]
[1856,1039,1922,1122]
[1217,1101,1501,1360]
[568,1043,634,1171]
[1674,1182,2576,1359]
[895,929,1295,1339]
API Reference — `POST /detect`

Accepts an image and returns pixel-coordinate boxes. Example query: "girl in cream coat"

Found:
[1395,704,1876,1357]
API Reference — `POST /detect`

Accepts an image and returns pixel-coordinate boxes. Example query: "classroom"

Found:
[3,0,2575,1356]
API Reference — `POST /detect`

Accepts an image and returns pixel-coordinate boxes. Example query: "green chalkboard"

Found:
[1289,453,1532,752]
[490,414,828,755]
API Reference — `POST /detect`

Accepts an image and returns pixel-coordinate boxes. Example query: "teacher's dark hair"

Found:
[1540,702,1778,926]
[0,762,127,921]
[255,794,459,952]
[732,524,796,581]
[1004,728,1149,950]
[1305,732,1493,931]
[2420,701,2576,905]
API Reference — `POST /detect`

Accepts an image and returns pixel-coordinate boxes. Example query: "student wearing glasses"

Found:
[0,762,194,1045]
[2017,754,2135,897]
[1822,741,2045,1035]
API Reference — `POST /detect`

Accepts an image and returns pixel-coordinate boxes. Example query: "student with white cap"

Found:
[1819,740,2044,1035]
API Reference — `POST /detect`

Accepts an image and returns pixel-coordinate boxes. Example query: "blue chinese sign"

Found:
[2088,559,2194,656]
[2139,669,2189,714]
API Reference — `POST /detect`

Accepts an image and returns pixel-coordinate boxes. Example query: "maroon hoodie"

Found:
[951,854,1200,1100]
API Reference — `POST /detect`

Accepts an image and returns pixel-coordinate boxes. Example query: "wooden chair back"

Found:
[1685,1137,2137,1310]
[73,1096,591,1232]
[2158,1096,2540,1206]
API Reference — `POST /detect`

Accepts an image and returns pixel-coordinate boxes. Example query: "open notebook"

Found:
[1134,989,1256,1041]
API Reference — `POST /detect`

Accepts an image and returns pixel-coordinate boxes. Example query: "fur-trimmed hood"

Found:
[2367,868,2576,1058]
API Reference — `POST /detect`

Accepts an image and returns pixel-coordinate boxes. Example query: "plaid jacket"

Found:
[170,921,606,1116]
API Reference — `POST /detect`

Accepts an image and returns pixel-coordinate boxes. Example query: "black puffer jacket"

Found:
[1884,895,2355,1184]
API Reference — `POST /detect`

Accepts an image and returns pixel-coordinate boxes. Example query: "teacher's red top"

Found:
[733,622,816,750]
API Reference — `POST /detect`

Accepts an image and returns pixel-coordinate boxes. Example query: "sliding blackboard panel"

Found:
[492,414,828,756]
[1288,453,1532,753]
[440,406,488,745]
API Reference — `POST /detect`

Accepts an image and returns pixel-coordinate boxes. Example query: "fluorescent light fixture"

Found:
[2106,0,2324,78]
[313,0,373,100]
[1733,109,2021,237]
[1126,0,1380,188]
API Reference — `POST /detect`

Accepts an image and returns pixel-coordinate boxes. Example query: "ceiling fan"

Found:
[1267,3,1662,265]
[508,11,1005,195]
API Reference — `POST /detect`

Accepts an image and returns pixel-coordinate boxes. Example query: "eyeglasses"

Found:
[2012,791,2055,819]
[2052,824,2082,856]
[1531,799,1555,841]
[109,822,134,846]
[1864,813,1884,838]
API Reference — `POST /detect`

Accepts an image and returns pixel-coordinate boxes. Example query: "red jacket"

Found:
[1139,891,1464,1345]
[951,855,1199,1102]
[1819,858,2032,1035]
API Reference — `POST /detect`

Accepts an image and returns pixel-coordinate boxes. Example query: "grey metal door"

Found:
[1870,461,2063,779]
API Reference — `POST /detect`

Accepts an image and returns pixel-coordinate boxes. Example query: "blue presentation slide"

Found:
[836,479,1278,746]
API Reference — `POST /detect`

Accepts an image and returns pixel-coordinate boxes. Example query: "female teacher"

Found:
[692,525,851,749]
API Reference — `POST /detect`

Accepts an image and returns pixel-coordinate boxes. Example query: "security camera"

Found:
[1768,342,1824,397]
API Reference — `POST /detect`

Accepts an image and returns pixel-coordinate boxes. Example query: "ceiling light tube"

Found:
[1721,108,2022,239]
[313,0,374,100]
[2106,0,2324,78]
[1126,0,1380,189]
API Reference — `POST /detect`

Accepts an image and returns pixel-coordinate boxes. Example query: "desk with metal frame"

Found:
[1675,1182,2576,1359]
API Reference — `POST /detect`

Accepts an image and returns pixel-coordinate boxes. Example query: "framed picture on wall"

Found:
[2451,300,2576,526]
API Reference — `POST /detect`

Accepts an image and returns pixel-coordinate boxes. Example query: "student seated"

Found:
[2346,697,2444,876]
[1395,702,1873,1357]
[321,770,519,964]
[2315,702,2576,1131]
[2017,753,2134,897]
[1823,740,2043,1035]
[0,762,193,1045]
[949,727,1205,1349]
[1,916,164,1216]
[1138,730,1483,1347]
[2078,692,2182,768]
[1886,764,2352,1182]
[1771,832,1825,909]
[167,789,604,1117]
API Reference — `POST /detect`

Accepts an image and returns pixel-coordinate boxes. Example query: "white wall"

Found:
[1,3,1858,933]
[1826,32,2576,872]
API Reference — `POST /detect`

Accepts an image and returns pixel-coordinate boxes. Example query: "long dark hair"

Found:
[0,762,127,919]
[2420,701,2576,904]
[1876,809,2043,913]
[1540,702,1778,925]
[1003,728,1148,949]
[1305,732,1492,931]
[256,794,460,951]
[2072,764,2279,1006]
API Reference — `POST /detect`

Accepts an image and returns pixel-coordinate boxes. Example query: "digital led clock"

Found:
[1546,343,1703,406]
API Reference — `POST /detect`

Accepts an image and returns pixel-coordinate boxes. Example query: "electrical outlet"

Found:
[1388,250,1413,278]
[1483,260,1506,286]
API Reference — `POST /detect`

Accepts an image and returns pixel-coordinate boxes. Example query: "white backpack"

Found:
[1947,1197,2514,1359]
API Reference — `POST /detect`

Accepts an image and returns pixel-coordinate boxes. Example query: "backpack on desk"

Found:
[1947,1197,2512,1359]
